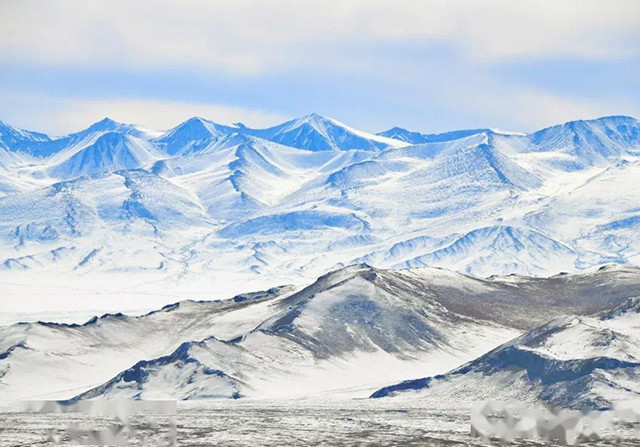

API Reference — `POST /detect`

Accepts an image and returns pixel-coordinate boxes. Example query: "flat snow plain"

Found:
[1,400,639,446]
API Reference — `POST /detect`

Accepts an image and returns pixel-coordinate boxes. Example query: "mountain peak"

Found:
[47,131,159,179]
[304,112,329,120]
[172,116,236,133]
[153,117,238,156]
[89,117,119,129]
[251,113,406,152]
[292,112,337,129]
[65,118,142,142]
[183,116,210,125]
[97,117,116,125]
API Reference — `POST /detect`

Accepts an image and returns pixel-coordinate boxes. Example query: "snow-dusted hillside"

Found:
[2,265,640,401]
[0,169,213,272]
[152,133,370,220]
[0,286,295,400]
[1,114,640,314]
[372,296,640,411]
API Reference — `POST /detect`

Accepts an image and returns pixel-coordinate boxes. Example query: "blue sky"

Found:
[1,0,639,135]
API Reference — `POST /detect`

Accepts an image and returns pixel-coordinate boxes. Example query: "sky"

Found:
[0,0,639,136]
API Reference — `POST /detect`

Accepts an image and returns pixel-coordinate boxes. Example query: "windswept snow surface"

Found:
[0,114,640,315]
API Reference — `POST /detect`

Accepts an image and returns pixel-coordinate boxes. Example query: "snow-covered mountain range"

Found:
[1,113,640,314]
[3,264,640,402]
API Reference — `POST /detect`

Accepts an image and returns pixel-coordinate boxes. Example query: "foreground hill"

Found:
[2,265,640,400]
[372,296,640,411]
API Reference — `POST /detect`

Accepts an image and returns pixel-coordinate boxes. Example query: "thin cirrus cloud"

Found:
[0,0,638,134]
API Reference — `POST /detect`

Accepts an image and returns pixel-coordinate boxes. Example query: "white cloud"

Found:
[0,95,289,135]
[1,1,638,134]
[502,93,630,130]
[1,0,638,74]
[448,86,640,132]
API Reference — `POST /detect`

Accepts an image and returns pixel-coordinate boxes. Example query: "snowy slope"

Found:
[0,287,294,400]
[203,131,552,279]
[48,132,163,179]
[153,134,372,220]
[0,120,51,156]
[269,131,540,230]
[152,117,240,156]
[0,169,213,272]
[0,114,640,305]
[0,122,49,194]
[398,226,576,276]
[73,339,244,400]
[372,297,640,411]
[523,158,640,269]
[526,116,640,166]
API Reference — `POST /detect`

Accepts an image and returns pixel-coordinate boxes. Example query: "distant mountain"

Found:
[523,116,640,169]
[371,296,640,411]
[152,134,369,220]
[0,120,51,156]
[248,113,408,152]
[0,169,212,270]
[377,127,490,144]
[48,132,162,179]
[399,226,575,276]
[152,117,240,156]
[0,114,639,281]
[28,118,146,158]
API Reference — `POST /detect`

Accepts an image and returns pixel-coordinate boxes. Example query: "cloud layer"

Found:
[1,0,638,133]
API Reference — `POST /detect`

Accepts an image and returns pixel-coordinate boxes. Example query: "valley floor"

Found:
[1,400,639,446]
